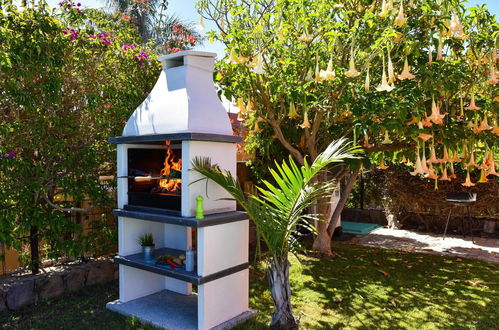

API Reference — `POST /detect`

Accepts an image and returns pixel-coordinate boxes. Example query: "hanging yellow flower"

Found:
[344,49,361,78]
[226,49,239,64]
[253,119,264,133]
[288,102,299,119]
[379,0,389,18]
[305,68,314,82]
[440,167,451,181]
[314,56,323,83]
[376,55,394,92]
[449,162,457,179]
[251,54,265,74]
[387,50,396,83]
[410,152,425,176]
[478,169,488,183]
[246,100,255,114]
[365,67,370,92]
[378,157,389,170]
[300,111,311,129]
[436,36,443,61]
[320,57,336,81]
[421,152,430,173]
[465,93,481,111]
[297,28,313,43]
[398,57,415,80]
[478,117,492,131]
[488,62,498,85]
[394,1,405,27]
[461,170,475,187]
[428,97,445,125]
[381,130,393,144]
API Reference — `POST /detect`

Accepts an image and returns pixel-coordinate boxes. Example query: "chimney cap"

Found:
[157,50,217,62]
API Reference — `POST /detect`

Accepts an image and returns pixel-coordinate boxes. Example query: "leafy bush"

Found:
[0,0,161,272]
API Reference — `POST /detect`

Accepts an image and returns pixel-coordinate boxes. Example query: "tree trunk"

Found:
[312,201,332,254]
[327,169,360,236]
[268,258,298,329]
[29,225,39,274]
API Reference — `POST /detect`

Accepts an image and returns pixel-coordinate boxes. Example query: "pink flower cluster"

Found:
[0,152,15,159]
[122,44,137,51]
[58,0,83,14]
[165,24,199,54]
[134,51,149,66]
[62,28,78,40]
[97,32,112,45]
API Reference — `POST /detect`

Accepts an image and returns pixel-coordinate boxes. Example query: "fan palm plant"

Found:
[192,138,361,329]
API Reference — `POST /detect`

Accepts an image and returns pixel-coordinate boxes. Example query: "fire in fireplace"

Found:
[126,141,182,213]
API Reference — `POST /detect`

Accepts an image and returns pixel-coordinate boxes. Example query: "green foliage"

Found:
[192,138,361,260]
[0,0,161,268]
[198,0,498,185]
[138,233,154,246]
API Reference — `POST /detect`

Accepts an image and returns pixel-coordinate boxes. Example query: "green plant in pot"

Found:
[138,233,155,259]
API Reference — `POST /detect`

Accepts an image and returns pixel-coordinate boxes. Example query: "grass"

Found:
[1,242,498,329]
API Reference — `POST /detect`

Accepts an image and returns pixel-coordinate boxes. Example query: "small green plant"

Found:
[138,233,154,247]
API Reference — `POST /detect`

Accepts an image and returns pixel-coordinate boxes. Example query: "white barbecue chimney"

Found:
[123,51,232,137]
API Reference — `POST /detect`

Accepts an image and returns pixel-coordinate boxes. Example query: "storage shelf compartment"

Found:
[113,207,248,228]
[115,248,248,285]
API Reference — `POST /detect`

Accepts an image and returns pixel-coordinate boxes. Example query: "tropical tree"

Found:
[196,0,498,254]
[192,138,360,328]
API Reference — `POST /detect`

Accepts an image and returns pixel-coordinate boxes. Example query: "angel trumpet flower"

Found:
[418,133,433,142]
[226,49,240,64]
[378,157,389,170]
[425,164,438,179]
[489,63,498,85]
[288,102,299,118]
[441,146,449,163]
[394,1,406,27]
[450,13,462,33]
[428,45,433,65]
[465,152,479,168]
[406,116,418,125]
[382,130,393,144]
[377,56,394,92]
[478,169,488,183]
[461,170,475,187]
[251,54,265,74]
[449,162,457,179]
[398,57,415,80]
[297,28,313,43]
[428,146,438,163]
[492,125,499,135]
[365,68,370,92]
[320,57,336,81]
[253,119,263,133]
[379,0,389,18]
[236,98,247,114]
[436,36,444,61]
[428,97,445,125]
[488,158,498,176]
[439,167,451,181]
[410,153,425,176]
[465,93,481,110]
[472,118,482,134]
[314,57,323,83]
[363,134,372,148]
[387,50,396,83]
[478,117,492,131]
[300,111,311,129]
[421,153,430,173]
[344,50,361,78]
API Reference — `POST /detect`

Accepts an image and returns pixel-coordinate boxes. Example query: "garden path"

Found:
[354,228,499,264]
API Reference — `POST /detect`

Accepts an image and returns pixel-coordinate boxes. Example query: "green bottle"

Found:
[195,195,204,219]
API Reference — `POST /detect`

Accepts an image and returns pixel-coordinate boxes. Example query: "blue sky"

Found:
[47,0,498,58]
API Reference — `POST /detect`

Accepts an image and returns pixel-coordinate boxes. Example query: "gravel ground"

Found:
[354,228,499,264]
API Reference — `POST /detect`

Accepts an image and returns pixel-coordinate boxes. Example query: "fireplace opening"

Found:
[127,141,182,214]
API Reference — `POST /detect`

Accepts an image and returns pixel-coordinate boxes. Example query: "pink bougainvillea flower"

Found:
[398,57,415,80]
[465,93,481,110]
[62,29,68,34]
[461,170,475,187]
[394,1,405,27]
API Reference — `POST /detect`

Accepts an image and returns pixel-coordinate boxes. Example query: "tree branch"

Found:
[44,197,89,213]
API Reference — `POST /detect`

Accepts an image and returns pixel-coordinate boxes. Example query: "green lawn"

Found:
[1,242,497,329]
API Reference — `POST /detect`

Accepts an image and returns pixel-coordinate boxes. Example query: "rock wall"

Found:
[0,259,117,312]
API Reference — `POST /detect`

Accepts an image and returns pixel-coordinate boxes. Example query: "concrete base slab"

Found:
[106,290,256,330]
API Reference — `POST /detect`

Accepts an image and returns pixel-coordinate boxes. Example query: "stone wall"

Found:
[0,259,117,312]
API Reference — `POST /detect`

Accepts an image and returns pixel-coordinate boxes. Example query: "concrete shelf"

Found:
[115,248,248,285]
[113,208,248,228]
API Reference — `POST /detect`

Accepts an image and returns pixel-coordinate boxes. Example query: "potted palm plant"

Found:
[192,138,360,329]
[138,233,155,259]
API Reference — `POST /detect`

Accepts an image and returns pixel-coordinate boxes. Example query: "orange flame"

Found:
[158,141,182,192]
